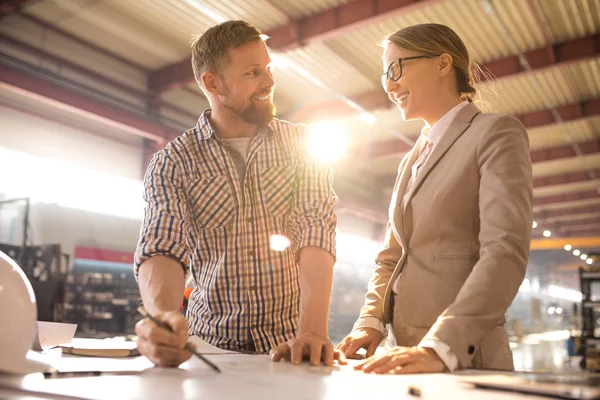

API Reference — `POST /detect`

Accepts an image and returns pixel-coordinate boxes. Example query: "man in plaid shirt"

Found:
[134,20,344,368]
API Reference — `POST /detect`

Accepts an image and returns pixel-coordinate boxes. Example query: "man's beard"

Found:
[222,88,276,126]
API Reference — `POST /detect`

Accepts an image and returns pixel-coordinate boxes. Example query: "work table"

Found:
[0,347,555,400]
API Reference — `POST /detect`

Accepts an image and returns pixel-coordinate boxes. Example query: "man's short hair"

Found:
[191,20,267,88]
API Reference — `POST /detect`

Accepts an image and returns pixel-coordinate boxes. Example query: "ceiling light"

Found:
[573,249,581,256]
[542,230,551,237]
[564,244,572,251]
[586,258,593,265]
[581,254,588,260]
[532,221,537,228]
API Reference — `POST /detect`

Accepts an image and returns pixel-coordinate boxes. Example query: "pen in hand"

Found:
[137,306,221,373]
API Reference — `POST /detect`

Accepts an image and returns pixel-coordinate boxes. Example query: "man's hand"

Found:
[336,327,383,359]
[354,346,445,374]
[270,333,347,366]
[135,310,194,367]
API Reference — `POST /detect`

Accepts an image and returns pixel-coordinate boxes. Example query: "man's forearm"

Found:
[297,246,334,335]
[138,255,186,315]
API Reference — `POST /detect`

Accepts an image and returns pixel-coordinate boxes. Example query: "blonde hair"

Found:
[383,23,478,103]
[191,20,268,88]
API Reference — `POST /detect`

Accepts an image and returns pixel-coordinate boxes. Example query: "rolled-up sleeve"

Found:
[289,158,337,261]
[133,151,191,279]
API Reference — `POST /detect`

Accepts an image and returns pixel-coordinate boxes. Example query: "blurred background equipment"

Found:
[579,265,600,371]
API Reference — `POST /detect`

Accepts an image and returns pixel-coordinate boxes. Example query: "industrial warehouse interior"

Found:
[1,0,600,399]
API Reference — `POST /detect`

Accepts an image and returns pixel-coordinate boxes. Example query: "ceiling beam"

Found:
[148,0,443,93]
[534,204,600,219]
[0,0,35,20]
[17,13,149,72]
[539,212,600,224]
[149,14,600,98]
[0,34,198,121]
[555,225,600,235]
[369,98,600,159]
[267,0,441,51]
[543,217,600,229]
[0,63,178,143]
[533,169,600,188]
[288,33,600,122]
[530,140,599,163]
[534,190,599,207]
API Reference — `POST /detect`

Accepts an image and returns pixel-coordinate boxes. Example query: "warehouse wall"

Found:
[0,105,144,180]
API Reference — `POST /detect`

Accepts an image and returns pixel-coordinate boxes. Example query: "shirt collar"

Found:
[421,101,469,146]
[196,109,274,141]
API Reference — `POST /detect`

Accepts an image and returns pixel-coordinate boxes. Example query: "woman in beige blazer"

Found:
[337,23,532,374]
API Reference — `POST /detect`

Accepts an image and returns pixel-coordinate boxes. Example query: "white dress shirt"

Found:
[353,101,469,371]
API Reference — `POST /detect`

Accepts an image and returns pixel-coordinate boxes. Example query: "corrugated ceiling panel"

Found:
[327,24,392,83]
[328,0,549,87]
[479,66,578,115]
[160,88,208,122]
[105,0,214,45]
[590,119,600,133]
[534,179,600,198]
[528,119,598,151]
[109,0,286,35]
[24,0,187,66]
[283,43,378,96]
[568,58,600,100]
[271,66,332,115]
[533,154,600,178]
[536,0,600,42]
[0,16,147,92]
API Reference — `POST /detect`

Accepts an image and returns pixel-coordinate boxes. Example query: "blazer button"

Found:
[468,345,475,355]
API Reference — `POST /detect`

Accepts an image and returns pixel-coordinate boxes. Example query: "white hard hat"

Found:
[0,251,48,374]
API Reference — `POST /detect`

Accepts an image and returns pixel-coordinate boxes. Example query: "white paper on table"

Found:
[36,321,77,348]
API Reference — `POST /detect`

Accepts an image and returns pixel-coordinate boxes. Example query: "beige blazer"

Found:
[358,103,532,369]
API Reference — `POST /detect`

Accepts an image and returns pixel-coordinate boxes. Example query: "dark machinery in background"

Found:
[0,243,69,322]
[0,198,69,323]
[64,264,140,336]
[579,265,600,371]
[0,197,139,336]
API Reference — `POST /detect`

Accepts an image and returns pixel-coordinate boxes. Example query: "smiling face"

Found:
[382,43,442,123]
[217,39,276,126]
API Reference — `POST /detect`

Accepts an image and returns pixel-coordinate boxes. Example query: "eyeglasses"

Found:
[381,55,442,89]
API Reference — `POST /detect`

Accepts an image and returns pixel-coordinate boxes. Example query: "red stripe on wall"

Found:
[74,246,134,264]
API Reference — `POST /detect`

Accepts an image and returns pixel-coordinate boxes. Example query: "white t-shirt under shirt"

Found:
[222,137,252,183]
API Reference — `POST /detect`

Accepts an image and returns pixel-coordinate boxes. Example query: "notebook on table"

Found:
[59,338,139,358]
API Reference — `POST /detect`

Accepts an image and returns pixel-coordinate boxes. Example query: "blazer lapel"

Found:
[391,136,424,246]
[405,103,481,204]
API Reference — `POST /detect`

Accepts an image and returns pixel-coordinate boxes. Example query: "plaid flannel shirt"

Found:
[134,110,337,352]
